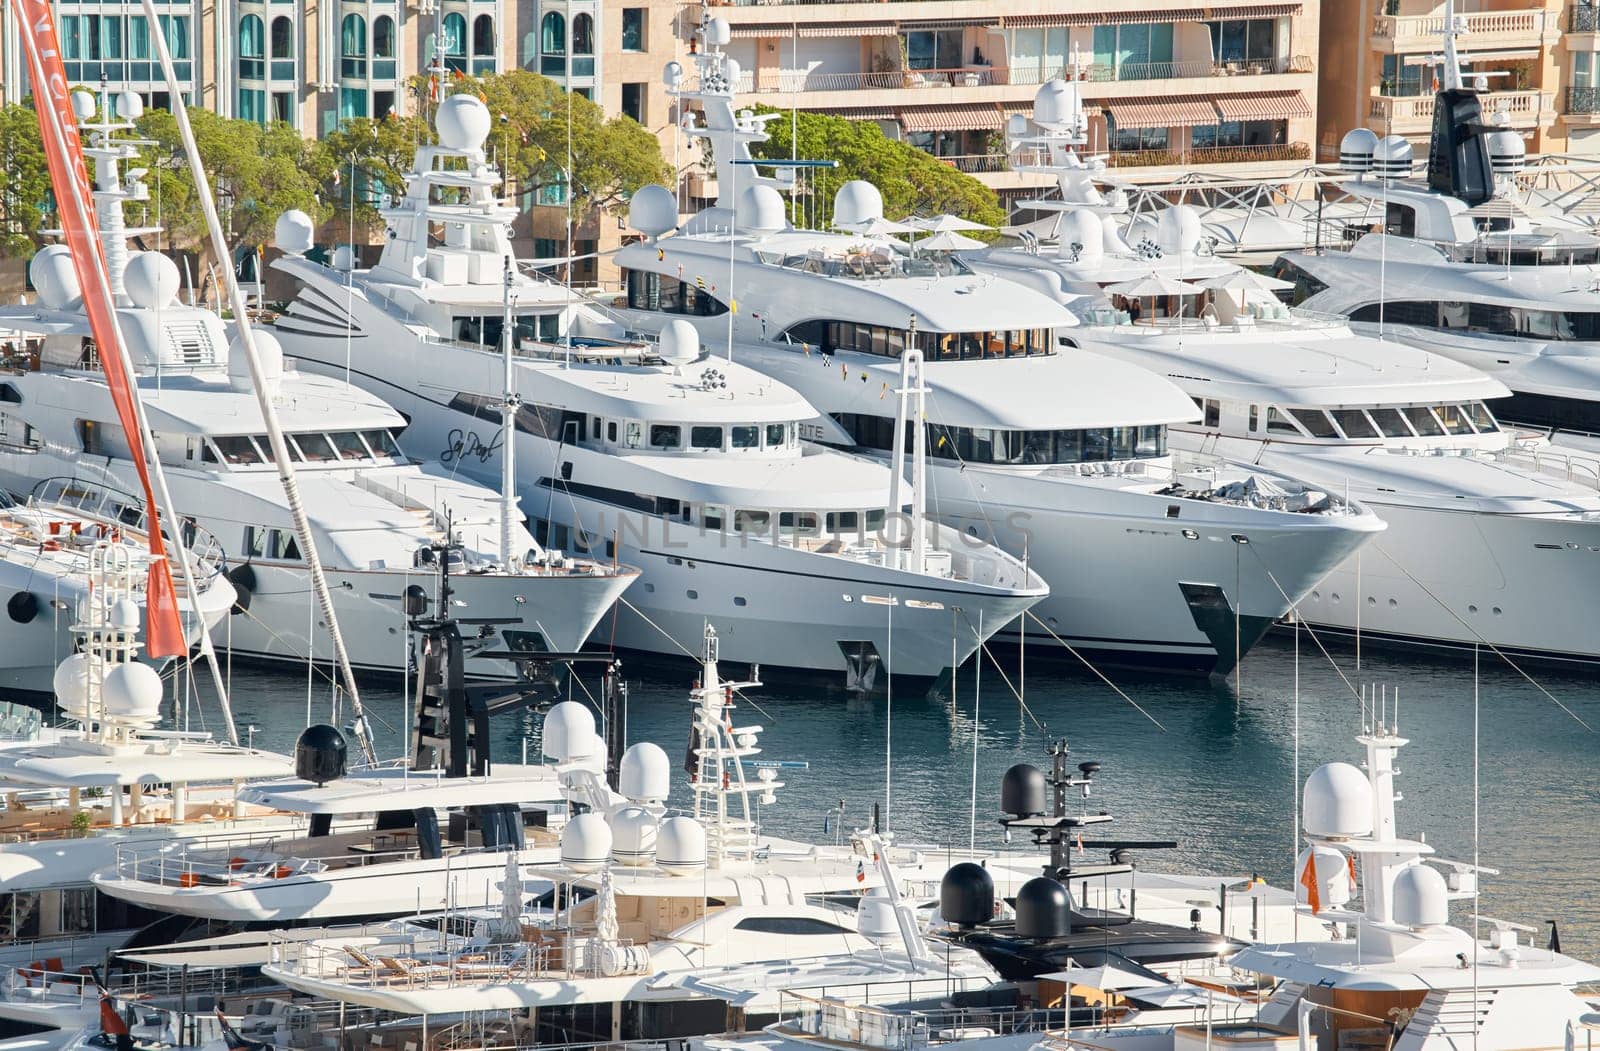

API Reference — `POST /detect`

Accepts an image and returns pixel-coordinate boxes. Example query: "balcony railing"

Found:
[936,154,1009,173]
[1370,89,1550,130]
[1104,141,1312,169]
[1372,9,1548,43]
[742,55,1307,95]
[1575,6,1600,33]
[1568,85,1600,115]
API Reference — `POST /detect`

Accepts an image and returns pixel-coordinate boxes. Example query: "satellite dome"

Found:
[123,251,180,310]
[856,890,898,945]
[30,245,83,311]
[832,180,883,229]
[1014,876,1072,940]
[657,816,707,875]
[436,93,491,152]
[658,319,701,366]
[1295,844,1355,910]
[109,597,142,631]
[69,90,96,121]
[1303,761,1374,839]
[1487,129,1526,176]
[1033,79,1078,128]
[619,741,671,802]
[725,58,742,90]
[1000,763,1046,819]
[1340,128,1380,174]
[117,91,144,121]
[227,329,285,397]
[939,862,994,927]
[560,812,612,872]
[53,651,97,720]
[662,61,685,89]
[703,17,731,47]
[737,184,787,234]
[295,724,347,785]
[1372,135,1414,179]
[610,805,659,867]
[1157,205,1204,255]
[542,700,598,762]
[1391,864,1449,928]
[1007,113,1028,138]
[629,184,678,238]
[102,662,163,726]
[1057,210,1105,261]
[274,210,316,256]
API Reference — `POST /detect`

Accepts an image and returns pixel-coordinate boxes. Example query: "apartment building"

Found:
[1319,1,1600,161]
[690,0,1321,196]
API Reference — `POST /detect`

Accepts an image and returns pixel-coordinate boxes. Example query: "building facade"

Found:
[1319,0,1600,162]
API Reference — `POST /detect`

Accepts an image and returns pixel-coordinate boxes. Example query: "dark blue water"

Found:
[181,633,1600,960]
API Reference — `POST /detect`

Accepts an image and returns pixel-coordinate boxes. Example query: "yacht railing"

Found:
[0,701,41,742]
[26,476,229,588]
[276,927,654,989]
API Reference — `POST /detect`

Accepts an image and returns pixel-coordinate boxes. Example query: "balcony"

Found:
[1370,9,1555,54]
[928,142,1313,189]
[1369,89,1552,134]
[1566,85,1600,126]
[1572,4,1600,45]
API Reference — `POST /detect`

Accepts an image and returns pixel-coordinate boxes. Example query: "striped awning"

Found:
[727,25,773,39]
[898,103,1004,132]
[798,21,896,37]
[1002,4,1300,28]
[899,17,1000,29]
[827,106,897,122]
[1213,89,1312,122]
[1104,97,1218,129]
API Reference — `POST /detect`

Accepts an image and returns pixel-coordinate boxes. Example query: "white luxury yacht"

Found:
[965,83,1600,664]
[0,89,636,678]
[267,87,1045,687]
[1276,15,1600,445]
[608,21,1384,675]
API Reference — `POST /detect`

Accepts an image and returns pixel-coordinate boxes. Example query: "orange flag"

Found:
[16,0,186,656]
[1299,853,1322,915]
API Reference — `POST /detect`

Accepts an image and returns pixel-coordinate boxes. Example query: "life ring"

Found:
[7,591,38,624]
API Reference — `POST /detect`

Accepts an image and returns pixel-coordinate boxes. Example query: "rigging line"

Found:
[1366,541,1591,732]
[1022,609,1167,732]
[954,607,1046,735]
[1240,544,1364,704]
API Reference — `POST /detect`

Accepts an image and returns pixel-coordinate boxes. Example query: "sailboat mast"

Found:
[500,256,520,567]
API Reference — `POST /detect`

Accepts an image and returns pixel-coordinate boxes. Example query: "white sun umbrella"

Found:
[1106,273,1207,298]
[1122,982,1246,1009]
[488,851,524,942]
[908,213,993,233]
[1039,961,1168,992]
[838,216,917,237]
[916,229,987,252]
[596,868,620,943]
[1199,268,1293,312]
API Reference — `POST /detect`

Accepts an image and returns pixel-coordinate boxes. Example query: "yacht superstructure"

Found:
[268,89,1045,687]
[0,90,636,678]
[608,21,1384,675]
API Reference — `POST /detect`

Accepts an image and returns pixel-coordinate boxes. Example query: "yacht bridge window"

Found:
[1251,403,1499,440]
[780,321,1055,361]
[1350,300,1600,341]
[831,413,1164,464]
[622,269,729,317]
[452,313,560,347]
[204,430,402,467]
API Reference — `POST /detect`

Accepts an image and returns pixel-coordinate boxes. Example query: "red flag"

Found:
[98,996,129,1037]
[16,0,186,656]
[1299,853,1322,915]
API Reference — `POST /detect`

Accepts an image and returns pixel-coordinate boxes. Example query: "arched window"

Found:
[472,14,494,56]
[238,14,264,79]
[443,12,467,55]
[270,16,293,57]
[373,14,395,58]
[571,12,592,55]
[540,11,564,54]
[341,13,366,56]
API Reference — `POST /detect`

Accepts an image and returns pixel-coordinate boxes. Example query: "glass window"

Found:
[271,16,294,58]
[1289,409,1339,438]
[361,429,401,457]
[341,13,366,56]
[372,15,394,58]
[1367,407,1414,438]
[213,435,262,464]
[162,15,191,60]
[1402,405,1445,437]
[1466,402,1499,432]
[765,423,785,448]
[625,421,642,448]
[1433,404,1476,435]
[649,424,680,449]
[826,511,859,532]
[620,8,644,51]
[703,505,724,530]
[572,13,593,54]
[1266,407,1301,436]
[239,14,264,59]
[443,12,466,57]
[328,431,369,459]
[245,526,267,558]
[1203,399,1220,428]
[540,11,565,54]
[691,426,721,449]
[778,512,818,535]
[293,432,339,461]
[1330,409,1379,439]
[472,14,494,55]
[734,509,770,532]
[730,425,759,449]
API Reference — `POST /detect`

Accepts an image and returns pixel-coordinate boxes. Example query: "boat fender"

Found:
[7,591,38,624]
[227,563,257,614]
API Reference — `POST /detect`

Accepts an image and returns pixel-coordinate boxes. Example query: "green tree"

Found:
[750,108,1004,230]
[312,114,434,235]
[0,103,54,260]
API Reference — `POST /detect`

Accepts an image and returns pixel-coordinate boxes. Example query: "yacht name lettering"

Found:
[441,428,503,465]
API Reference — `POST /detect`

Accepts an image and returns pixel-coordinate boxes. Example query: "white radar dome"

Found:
[30,245,83,311]
[1391,864,1449,929]
[628,184,678,238]
[703,17,731,47]
[1372,135,1414,179]
[1302,762,1374,839]
[110,597,142,631]
[123,251,180,310]
[1007,113,1028,139]
[559,812,612,872]
[117,91,144,121]
[856,890,899,946]
[1339,128,1379,174]
[1294,844,1355,910]
[542,700,598,762]
[274,210,316,256]
[610,805,659,867]
[619,741,671,802]
[656,815,707,875]
[102,662,163,726]
[658,319,700,367]
[737,184,787,234]
[1056,209,1104,261]
[1487,129,1526,176]
[53,652,97,720]
[725,58,742,90]
[832,180,883,229]
[1033,79,1079,128]
[662,61,684,88]
[1156,205,1204,255]
[227,329,285,398]
[436,94,491,152]
[69,91,96,121]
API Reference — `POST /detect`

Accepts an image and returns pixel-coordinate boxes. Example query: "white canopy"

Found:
[1106,273,1207,297]
[907,214,992,233]
[916,230,986,252]
[238,764,570,814]
[1198,269,1293,294]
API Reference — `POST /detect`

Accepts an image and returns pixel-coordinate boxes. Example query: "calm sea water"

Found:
[171,633,1600,961]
